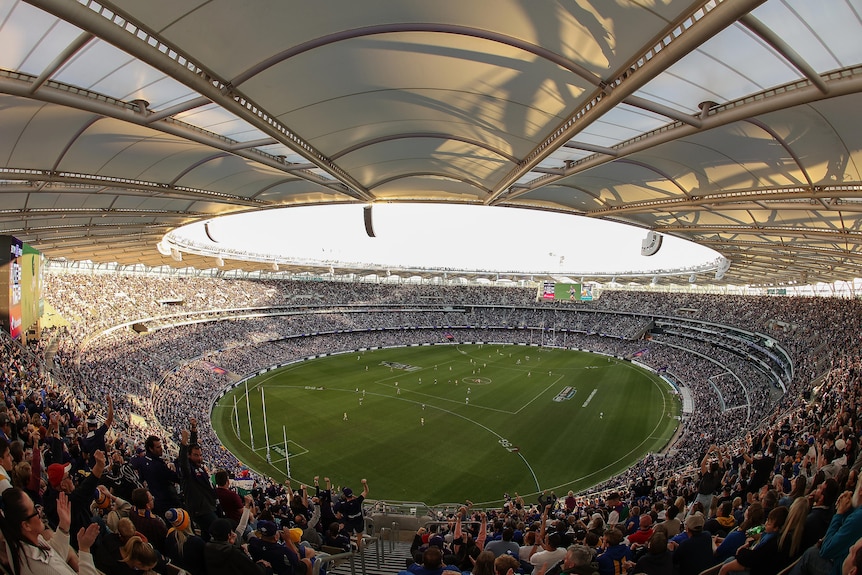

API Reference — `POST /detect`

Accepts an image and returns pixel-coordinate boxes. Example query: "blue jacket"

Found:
[820,506,862,575]
[597,544,632,575]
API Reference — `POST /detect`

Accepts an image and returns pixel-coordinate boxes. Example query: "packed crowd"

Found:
[0,273,858,574]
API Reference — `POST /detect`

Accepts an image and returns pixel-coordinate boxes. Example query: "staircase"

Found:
[327,540,414,575]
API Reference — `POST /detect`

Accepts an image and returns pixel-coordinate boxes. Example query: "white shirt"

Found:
[15,529,99,575]
[530,546,567,575]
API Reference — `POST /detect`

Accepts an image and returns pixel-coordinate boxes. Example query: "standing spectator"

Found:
[697,445,726,512]
[137,435,181,517]
[178,418,218,537]
[215,469,244,525]
[78,395,113,458]
[335,478,369,549]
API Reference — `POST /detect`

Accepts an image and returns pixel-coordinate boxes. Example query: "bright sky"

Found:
[181,204,718,274]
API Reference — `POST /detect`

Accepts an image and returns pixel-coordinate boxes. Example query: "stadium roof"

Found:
[1,0,861,286]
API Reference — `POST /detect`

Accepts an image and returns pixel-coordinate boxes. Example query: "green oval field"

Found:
[211,344,680,506]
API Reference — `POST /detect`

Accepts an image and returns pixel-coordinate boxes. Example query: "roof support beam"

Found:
[563,142,619,157]
[144,96,211,123]
[0,167,266,207]
[230,138,279,151]
[623,95,702,128]
[740,14,829,94]
[29,31,94,94]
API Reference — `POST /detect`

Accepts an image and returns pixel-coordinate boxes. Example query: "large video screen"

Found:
[0,236,42,339]
[536,281,594,302]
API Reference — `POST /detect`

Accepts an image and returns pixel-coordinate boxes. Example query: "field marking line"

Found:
[372,382,518,414]
[513,377,565,415]
[421,401,541,494]
[544,370,677,494]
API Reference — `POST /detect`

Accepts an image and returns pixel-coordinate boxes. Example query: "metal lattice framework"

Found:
[1,0,862,285]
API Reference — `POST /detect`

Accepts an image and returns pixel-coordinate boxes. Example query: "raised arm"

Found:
[104,395,114,429]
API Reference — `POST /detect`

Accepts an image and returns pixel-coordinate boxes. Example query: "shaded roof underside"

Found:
[1,0,862,286]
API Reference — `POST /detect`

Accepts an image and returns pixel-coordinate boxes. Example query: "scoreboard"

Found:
[537,281,594,302]
[0,236,42,339]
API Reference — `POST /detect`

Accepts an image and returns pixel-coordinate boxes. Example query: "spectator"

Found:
[671,514,715,575]
[164,507,206,575]
[177,419,218,538]
[137,435,181,517]
[718,506,789,575]
[793,478,862,575]
[0,487,101,575]
[595,528,631,575]
[129,487,168,552]
[215,469,244,525]
[334,478,369,549]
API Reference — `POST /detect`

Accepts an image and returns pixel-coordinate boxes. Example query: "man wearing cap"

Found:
[671,514,716,575]
[205,517,273,575]
[248,520,314,575]
[78,394,113,459]
[178,419,218,538]
[335,478,369,549]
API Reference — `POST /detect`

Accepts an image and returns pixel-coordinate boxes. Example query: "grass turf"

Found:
[211,344,680,506]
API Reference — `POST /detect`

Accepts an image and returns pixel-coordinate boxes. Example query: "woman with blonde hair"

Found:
[777,497,810,562]
[120,535,159,572]
[164,508,206,575]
